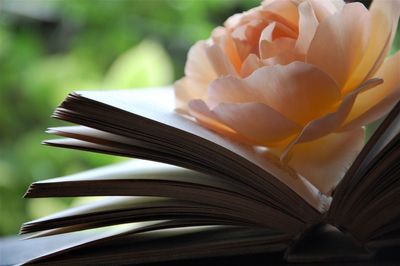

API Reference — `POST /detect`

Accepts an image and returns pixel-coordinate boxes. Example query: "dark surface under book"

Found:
[1,225,400,266]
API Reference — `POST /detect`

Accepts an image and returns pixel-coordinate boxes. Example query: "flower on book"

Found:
[174,0,400,194]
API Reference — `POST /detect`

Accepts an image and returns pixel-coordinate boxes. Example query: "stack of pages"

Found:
[16,88,400,264]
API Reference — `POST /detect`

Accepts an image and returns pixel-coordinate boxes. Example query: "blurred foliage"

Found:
[0,0,399,236]
[0,0,259,236]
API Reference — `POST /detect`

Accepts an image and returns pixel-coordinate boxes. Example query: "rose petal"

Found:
[329,0,345,13]
[260,21,296,55]
[231,19,270,60]
[258,20,297,60]
[340,51,400,131]
[231,19,266,42]
[260,37,296,59]
[343,0,400,93]
[209,62,341,126]
[263,21,297,41]
[224,13,243,30]
[259,22,275,43]
[175,41,217,112]
[280,78,383,162]
[224,6,262,29]
[212,102,301,146]
[262,50,303,66]
[175,41,219,112]
[184,41,217,82]
[306,3,370,89]
[240,54,264,77]
[309,0,344,21]
[230,37,252,62]
[246,63,340,125]
[212,27,242,72]
[261,0,276,6]
[175,77,209,113]
[288,128,365,194]
[369,0,400,48]
[188,100,245,143]
[205,43,238,77]
[295,0,319,54]
[207,77,255,109]
[261,0,299,31]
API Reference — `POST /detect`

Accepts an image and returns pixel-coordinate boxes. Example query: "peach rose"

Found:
[174,0,400,194]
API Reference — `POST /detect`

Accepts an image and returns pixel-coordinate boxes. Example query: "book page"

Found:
[330,101,400,214]
[328,101,400,242]
[73,88,328,213]
[22,196,258,234]
[20,224,290,265]
[25,152,306,234]
[33,157,239,190]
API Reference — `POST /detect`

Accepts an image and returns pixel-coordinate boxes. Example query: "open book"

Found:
[18,87,400,264]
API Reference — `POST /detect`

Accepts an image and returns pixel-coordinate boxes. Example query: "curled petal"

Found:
[209,62,341,125]
[307,3,370,89]
[184,41,217,82]
[224,6,263,29]
[369,0,400,47]
[281,78,383,162]
[231,19,270,60]
[260,36,296,60]
[205,44,238,76]
[212,102,301,146]
[308,0,344,21]
[259,22,275,43]
[340,51,400,131]
[240,54,264,77]
[207,76,255,109]
[212,27,242,72]
[261,0,299,31]
[188,100,245,143]
[224,13,243,30]
[260,21,297,42]
[262,50,303,66]
[175,77,208,113]
[259,21,297,61]
[289,128,365,195]
[175,41,218,112]
[296,0,319,54]
[245,63,341,127]
[259,30,296,59]
[343,0,400,93]
[231,19,267,43]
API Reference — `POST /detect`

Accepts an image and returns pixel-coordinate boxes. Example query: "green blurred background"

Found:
[0,0,398,236]
[0,0,261,236]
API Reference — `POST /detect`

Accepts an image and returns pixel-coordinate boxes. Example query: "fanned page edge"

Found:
[11,221,288,265]
[69,87,329,213]
[27,139,304,234]
[21,225,290,265]
[328,100,400,219]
